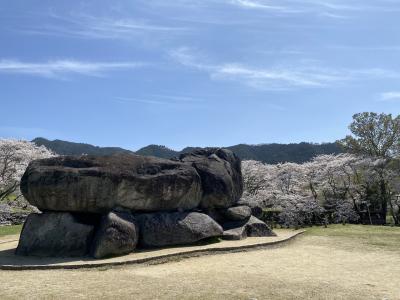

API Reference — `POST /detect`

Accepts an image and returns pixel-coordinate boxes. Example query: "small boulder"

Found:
[16,212,96,257]
[137,212,223,248]
[222,206,252,221]
[246,216,276,237]
[180,148,243,208]
[91,211,139,259]
[222,216,276,240]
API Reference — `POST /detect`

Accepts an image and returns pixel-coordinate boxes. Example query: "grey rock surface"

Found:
[222,224,247,240]
[90,211,138,259]
[205,205,251,224]
[180,148,243,208]
[222,216,276,240]
[16,212,96,257]
[246,216,276,237]
[237,199,264,219]
[137,211,223,248]
[21,154,202,213]
[222,205,252,221]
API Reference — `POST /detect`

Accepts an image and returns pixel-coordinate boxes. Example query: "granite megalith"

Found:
[16,148,276,259]
[21,154,202,213]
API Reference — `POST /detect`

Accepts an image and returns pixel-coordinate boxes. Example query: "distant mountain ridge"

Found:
[33,138,343,164]
[32,138,134,156]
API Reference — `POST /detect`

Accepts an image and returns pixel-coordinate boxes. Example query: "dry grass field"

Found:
[0,225,399,300]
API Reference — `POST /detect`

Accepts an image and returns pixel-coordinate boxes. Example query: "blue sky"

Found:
[0,0,399,150]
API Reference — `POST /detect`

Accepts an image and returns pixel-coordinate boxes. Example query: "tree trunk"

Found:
[379,178,388,225]
[388,200,399,226]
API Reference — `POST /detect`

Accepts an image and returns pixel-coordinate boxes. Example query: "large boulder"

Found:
[21,154,202,213]
[91,211,139,259]
[222,216,276,240]
[16,212,97,257]
[180,148,243,208]
[137,212,223,247]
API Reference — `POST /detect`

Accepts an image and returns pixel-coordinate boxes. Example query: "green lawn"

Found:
[1,224,399,299]
[0,224,23,237]
[305,224,400,251]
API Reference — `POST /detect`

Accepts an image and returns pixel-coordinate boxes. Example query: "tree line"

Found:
[242,112,400,227]
[33,138,342,164]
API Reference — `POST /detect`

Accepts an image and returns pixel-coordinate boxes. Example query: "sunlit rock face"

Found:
[21,154,202,213]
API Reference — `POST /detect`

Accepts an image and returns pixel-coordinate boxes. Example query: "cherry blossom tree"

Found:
[0,139,54,202]
[241,153,391,227]
[242,158,324,227]
[340,112,400,224]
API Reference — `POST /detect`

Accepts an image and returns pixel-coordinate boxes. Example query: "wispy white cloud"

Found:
[320,12,350,19]
[227,0,400,16]
[328,45,400,51]
[115,97,168,105]
[0,59,145,78]
[149,0,374,12]
[229,0,289,11]
[18,13,188,40]
[147,94,205,102]
[115,95,205,105]
[302,0,362,11]
[380,91,400,101]
[170,47,400,90]
[169,47,208,69]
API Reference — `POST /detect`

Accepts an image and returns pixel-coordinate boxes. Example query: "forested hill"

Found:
[135,145,179,159]
[33,138,343,164]
[32,138,134,156]
[228,143,343,164]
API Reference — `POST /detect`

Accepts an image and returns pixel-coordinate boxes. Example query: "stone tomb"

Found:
[16,148,275,259]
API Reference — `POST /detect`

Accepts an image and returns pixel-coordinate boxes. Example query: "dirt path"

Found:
[0,230,302,269]
[0,231,399,299]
